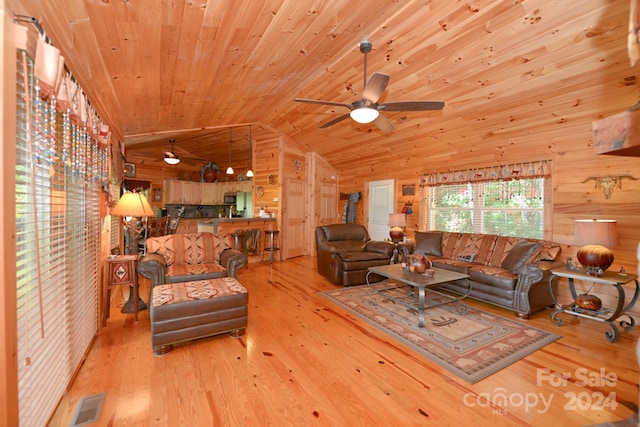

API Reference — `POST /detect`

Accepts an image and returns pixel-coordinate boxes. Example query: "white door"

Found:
[368,179,394,241]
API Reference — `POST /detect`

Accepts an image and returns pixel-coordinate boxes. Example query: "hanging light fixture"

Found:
[350,106,379,124]
[246,125,254,178]
[226,128,234,175]
[164,139,180,165]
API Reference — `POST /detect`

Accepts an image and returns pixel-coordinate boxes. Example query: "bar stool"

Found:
[231,230,246,253]
[262,229,281,264]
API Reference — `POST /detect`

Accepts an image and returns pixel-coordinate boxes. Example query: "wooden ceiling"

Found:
[12,0,638,173]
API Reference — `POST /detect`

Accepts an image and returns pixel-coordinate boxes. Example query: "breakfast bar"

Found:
[198,218,278,263]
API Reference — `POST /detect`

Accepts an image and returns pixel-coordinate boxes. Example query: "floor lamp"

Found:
[111,191,155,313]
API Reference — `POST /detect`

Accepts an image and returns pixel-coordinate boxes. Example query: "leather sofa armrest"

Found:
[365,240,395,257]
[512,263,545,315]
[137,253,167,287]
[318,241,367,255]
[220,248,248,279]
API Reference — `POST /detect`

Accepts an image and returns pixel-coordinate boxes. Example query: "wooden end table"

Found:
[103,254,146,326]
[547,266,638,343]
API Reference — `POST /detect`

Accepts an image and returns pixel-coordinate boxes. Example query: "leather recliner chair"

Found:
[315,224,395,286]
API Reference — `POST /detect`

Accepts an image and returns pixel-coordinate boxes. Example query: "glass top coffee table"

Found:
[366,264,471,327]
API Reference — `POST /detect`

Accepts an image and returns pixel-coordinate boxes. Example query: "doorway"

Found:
[367,179,394,241]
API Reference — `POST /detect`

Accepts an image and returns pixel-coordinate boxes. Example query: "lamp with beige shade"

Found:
[574,219,619,277]
[388,213,406,243]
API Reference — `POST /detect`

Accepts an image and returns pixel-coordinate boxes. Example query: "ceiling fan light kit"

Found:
[294,39,444,131]
[350,107,379,124]
[164,155,180,165]
[164,139,180,165]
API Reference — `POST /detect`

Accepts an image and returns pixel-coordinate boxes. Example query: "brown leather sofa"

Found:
[413,230,563,318]
[316,224,395,286]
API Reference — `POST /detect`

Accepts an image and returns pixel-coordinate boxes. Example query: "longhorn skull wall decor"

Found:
[581,175,638,199]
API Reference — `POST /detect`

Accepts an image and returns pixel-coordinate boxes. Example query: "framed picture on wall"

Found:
[124,163,136,178]
[402,184,415,196]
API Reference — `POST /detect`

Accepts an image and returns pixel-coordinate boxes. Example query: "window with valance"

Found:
[419,160,552,239]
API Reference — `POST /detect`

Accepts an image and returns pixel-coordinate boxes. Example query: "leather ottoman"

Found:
[150,277,248,355]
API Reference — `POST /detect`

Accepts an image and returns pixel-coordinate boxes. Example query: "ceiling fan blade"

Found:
[373,114,394,132]
[294,98,353,109]
[379,101,445,111]
[362,72,390,103]
[319,113,351,128]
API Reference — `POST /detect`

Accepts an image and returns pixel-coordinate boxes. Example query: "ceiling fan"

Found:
[294,40,444,132]
[163,139,208,165]
[164,139,181,165]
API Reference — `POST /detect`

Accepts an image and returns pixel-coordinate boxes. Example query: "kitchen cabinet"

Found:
[201,182,219,204]
[164,180,202,204]
[164,179,251,206]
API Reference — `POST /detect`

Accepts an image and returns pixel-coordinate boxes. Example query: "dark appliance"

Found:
[223,193,237,205]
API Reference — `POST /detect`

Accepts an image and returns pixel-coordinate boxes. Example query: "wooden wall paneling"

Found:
[252,134,281,219]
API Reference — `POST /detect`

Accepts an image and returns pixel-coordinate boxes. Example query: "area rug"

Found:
[321,282,561,384]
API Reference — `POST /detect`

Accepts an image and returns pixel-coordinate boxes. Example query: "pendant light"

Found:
[226,128,234,175]
[246,125,254,178]
[164,139,180,165]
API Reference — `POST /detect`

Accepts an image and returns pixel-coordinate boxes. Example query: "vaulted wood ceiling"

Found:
[14,0,638,174]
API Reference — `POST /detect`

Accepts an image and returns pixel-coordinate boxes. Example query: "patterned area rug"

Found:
[321,282,561,384]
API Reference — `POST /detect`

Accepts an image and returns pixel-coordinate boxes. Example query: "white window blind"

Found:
[15,49,105,426]
[419,161,551,239]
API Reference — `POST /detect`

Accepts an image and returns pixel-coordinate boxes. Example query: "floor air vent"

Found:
[70,393,105,426]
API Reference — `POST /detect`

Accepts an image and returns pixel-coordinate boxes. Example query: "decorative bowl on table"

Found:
[575,293,602,311]
[409,254,431,274]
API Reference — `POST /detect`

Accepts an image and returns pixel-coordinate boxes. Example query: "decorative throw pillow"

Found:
[414,231,443,256]
[501,240,542,274]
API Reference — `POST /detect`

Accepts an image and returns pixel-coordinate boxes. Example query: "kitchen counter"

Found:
[197,217,276,235]
[202,217,276,223]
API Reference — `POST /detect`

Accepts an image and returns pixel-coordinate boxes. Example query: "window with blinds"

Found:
[15,50,103,426]
[419,162,551,240]
[423,179,545,239]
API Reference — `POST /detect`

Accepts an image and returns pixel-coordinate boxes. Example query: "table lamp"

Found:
[388,213,406,242]
[574,219,618,277]
[111,191,155,313]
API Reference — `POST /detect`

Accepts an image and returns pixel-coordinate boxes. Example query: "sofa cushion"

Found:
[531,241,561,262]
[342,251,390,262]
[414,231,443,256]
[468,265,518,290]
[487,235,521,267]
[501,240,541,274]
[147,232,231,266]
[452,233,497,265]
[365,240,395,256]
[431,258,474,274]
[341,253,392,271]
[441,232,463,258]
[166,263,227,281]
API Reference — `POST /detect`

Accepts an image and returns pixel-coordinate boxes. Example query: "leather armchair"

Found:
[316,224,395,286]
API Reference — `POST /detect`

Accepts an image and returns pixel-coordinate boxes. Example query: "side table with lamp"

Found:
[388,213,412,264]
[108,191,155,319]
[546,219,638,343]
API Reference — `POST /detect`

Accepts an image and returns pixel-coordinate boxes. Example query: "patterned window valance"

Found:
[419,160,551,187]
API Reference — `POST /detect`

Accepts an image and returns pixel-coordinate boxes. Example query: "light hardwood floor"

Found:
[49,256,639,426]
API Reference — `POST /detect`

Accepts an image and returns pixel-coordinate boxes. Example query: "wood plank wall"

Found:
[335,118,640,318]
